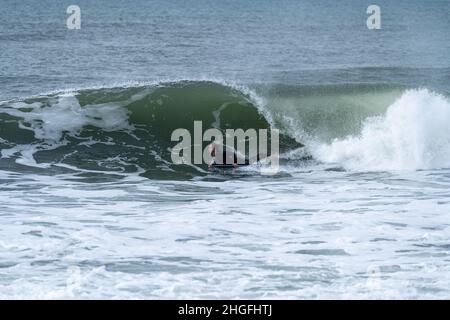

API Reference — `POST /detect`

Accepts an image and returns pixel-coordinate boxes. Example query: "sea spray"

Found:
[314,89,450,170]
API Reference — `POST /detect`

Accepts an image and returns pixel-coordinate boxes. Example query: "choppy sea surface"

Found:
[0,0,449,298]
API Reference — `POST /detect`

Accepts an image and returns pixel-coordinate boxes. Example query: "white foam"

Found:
[313,89,450,171]
[0,94,133,167]
[1,168,450,299]
[7,95,131,142]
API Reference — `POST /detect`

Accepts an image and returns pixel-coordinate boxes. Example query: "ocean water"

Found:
[0,0,450,299]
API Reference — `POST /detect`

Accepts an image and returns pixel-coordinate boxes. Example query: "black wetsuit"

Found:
[212,150,258,166]
[212,150,238,165]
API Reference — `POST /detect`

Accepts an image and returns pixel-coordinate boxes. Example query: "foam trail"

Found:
[314,89,450,171]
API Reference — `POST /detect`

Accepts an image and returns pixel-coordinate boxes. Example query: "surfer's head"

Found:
[208,143,216,157]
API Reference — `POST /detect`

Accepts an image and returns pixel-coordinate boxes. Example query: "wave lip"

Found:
[314,89,450,171]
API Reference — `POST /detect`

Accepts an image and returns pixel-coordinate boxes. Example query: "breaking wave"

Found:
[313,89,450,171]
[0,80,449,179]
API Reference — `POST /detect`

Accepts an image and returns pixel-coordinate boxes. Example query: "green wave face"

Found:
[0,81,286,179]
[255,84,406,143]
